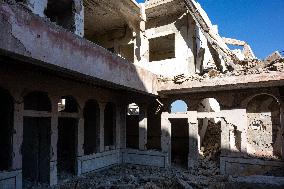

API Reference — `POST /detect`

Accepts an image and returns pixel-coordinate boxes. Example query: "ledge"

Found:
[158,72,284,95]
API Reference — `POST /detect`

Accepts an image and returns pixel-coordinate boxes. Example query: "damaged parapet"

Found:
[223,37,256,60]
[13,0,84,36]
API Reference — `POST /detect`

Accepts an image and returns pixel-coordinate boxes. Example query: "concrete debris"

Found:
[223,37,256,60]
[162,54,284,84]
[48,164,284,189]
[265,51,282,62]
[51,164,223,189]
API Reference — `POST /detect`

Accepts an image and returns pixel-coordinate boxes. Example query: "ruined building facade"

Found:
[0,0,283,188]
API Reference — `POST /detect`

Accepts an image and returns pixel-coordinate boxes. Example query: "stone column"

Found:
[49,96,59,185]
[77,116,84,156]
[98,102,106,152]
[12,94,23,171]
[115,105,122,149]
[76,115,84,176]
[188,111,198,168]
[161,112,171,167]
[220,117,230,156]
[119,105,127,149]
[139,104,147,150]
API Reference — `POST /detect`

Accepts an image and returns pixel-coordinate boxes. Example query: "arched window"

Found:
[104,102,116,147]
[170,100,188,113]
[58,96,79,113]
[0,87,13,171]
[126,103,140,149]
[84,100,100,155]
[247,94,281,159]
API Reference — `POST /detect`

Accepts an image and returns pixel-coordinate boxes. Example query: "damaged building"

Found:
[0,0,283,188]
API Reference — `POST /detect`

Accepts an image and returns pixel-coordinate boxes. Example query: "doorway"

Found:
[170,118,189,167]
[22,117,51,185]
[57,117,77,180]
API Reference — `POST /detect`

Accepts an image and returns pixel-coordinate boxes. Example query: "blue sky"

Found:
[136,0,284,59]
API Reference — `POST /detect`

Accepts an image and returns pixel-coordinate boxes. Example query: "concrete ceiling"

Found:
[84,0,140,39]
[145,0,186,20]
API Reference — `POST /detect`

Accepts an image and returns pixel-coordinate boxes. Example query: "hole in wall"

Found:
[44,0,75,31]
[149,34,175,62]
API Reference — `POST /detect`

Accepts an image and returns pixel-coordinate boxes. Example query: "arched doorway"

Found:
[170,100,189,167]
[246,94,281,159]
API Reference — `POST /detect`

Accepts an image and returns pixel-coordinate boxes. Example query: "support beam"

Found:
[139,104,147,150]
[183,0,239,64]
[12,94,23,171]
[50,96,59,186]
[187,111,198,168]
[99,103,106,152]
[161,112,171,166]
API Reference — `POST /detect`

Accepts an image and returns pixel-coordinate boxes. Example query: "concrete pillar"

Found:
[161,112,171,166]
[77,117,84,156]
[239,110,248,154]
[136,3,149,64]
[139,104,147,150]
[280,102,284,160]
[115,105,122,149]
[229,129,237,152]
[188,111,198,168]
[119,105,127,149]
[12,94,23,171]
[220,117,230,156]
[76,117,84,176]
[26,0,48,17]
[49,96,59,185]
[74,0,84,37]
[98,102,106,152]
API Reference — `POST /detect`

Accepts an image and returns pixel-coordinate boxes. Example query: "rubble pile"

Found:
[200,121,221,163]
[51,164,229,189]
[194,121,222,177]
[159,52,284,84]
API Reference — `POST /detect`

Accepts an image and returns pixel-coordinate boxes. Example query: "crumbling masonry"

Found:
[0,0,283,188]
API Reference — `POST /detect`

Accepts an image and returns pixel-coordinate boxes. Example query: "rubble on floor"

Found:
[197,121,221,177]
[48,164,284,189]
[51,164,228,189]
[158,51,284,84]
